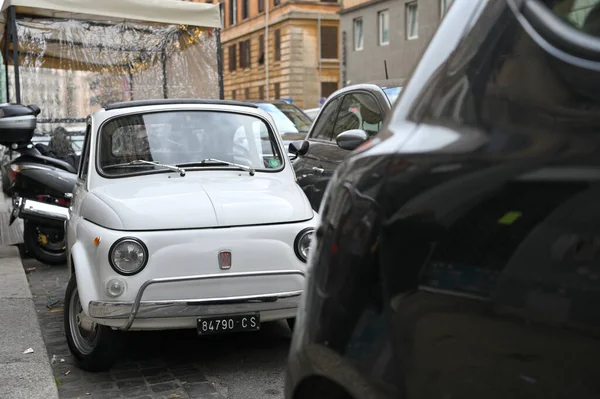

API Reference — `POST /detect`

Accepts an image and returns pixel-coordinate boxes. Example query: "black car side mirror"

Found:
[289,140,309,156]
[336,129,368,151]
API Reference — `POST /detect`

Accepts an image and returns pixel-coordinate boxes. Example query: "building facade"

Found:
[207,0,341,109]
[340,0,453,86]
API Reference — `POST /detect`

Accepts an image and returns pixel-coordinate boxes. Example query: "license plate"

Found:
[197,313,260,335]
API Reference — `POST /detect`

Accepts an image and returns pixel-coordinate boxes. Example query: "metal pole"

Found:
[216,21,224,99]
[9,6,21,103]
[265,1,269,100]
[161,48,167,99]
[4,23,10,102]
[128,69,133,101]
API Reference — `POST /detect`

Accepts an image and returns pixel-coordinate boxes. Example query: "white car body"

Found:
[66,100,317,333]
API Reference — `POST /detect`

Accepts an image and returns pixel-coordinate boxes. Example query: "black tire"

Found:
[23,221,66,265]
[64,274,122,372]
[287,318,295,332]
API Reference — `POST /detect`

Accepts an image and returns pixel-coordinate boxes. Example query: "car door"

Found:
[306,91,387,208]
[293,95,343,210]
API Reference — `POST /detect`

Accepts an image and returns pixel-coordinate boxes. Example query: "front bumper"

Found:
[88,269,305,331]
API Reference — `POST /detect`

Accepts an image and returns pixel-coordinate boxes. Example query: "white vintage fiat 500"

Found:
[64,99,316,371]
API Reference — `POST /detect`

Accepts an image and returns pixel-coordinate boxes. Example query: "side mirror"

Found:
[289,140,309,156]
[288,152,298,161]
[336,129,368,151]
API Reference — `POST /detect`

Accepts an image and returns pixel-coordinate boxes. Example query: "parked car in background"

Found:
[244,100,314,151]
[64,99,317,371]
[286,0,600,398]
[289,79,403,210]
[303,107,320,121]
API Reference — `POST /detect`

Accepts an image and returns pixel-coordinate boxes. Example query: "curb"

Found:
[0,245,60,399]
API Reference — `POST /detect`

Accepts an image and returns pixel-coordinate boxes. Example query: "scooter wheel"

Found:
[23,221,67,265]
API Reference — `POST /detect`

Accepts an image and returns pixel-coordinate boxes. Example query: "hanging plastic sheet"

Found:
[2,15,220,134]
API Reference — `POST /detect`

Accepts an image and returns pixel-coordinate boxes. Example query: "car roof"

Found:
[104,98,259,111]
[242,99,299,106]
[365,78,406,89]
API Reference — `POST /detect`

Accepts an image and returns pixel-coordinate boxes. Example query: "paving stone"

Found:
[182,382,217,397]
[116,378,147,390]
[150,381,182,393]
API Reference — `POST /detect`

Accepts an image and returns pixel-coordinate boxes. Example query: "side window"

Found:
[334,92,384,138]
[309,96,341,141]
[78,125,91,181]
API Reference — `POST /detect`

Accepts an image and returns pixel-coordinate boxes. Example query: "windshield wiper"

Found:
[104,160,186,176]
[178,158,255,176]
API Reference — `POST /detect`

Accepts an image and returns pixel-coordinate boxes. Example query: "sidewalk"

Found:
[0,245,59,399]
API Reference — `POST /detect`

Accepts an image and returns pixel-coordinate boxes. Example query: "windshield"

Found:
[256,103,312,137]
[383,86,403,104]
[98,111,284,177]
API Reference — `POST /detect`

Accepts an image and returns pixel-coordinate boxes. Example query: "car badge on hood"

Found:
[218,250,232,270]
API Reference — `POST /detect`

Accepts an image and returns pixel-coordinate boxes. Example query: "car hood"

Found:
[87,172,313,230]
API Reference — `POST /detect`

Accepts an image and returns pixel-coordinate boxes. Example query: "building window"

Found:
[239,39,251,69]
[274,0,280,6]
[440,0,453,17]
[321,26,338,59]
[353,18,363,51]
[232,90,236,100]
[242,0,249,19]
[259,85,265,100]
[258,34,265,64]
[378,10,389,45]
[228,43,237,71]
[245,87,250,99]
[274,82,280,99]
[274,29,281,61]
[259,0,265,13]
[406,2,418,40]
[321,82,338,98]
[228,0,237,26]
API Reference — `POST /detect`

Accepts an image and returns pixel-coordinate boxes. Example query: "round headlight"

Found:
[294,228,314,262]
[108,237,148,275]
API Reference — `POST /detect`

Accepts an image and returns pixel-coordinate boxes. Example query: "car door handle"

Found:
[312,167,324,174]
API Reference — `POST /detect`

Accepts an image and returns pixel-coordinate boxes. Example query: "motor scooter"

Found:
[0,103,72,265]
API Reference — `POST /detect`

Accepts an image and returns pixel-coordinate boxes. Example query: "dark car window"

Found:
[309,96,341,141]
[334,92,384,138]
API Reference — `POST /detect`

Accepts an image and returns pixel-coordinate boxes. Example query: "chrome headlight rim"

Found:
[108,237,149,276]
[294,227,314,263]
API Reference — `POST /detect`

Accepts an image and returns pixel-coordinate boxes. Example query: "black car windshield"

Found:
[383,86,402,104]
[98,111,284,177]
[256,103,313,135]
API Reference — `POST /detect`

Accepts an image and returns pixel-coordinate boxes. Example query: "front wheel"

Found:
[64,274,122,372]
[23,221,66,265]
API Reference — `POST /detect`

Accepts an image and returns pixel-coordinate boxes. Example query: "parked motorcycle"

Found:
[0,103,73,265]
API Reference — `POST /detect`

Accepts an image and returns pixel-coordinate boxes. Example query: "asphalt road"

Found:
[21,255,291,399]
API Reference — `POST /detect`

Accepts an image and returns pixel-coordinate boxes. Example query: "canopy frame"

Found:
[2,2,225,105]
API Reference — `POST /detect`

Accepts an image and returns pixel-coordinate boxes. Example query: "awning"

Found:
[0,0,222,28]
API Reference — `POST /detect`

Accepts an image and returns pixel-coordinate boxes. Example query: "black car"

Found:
[286,0,600,398]
[289,80,403,211]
